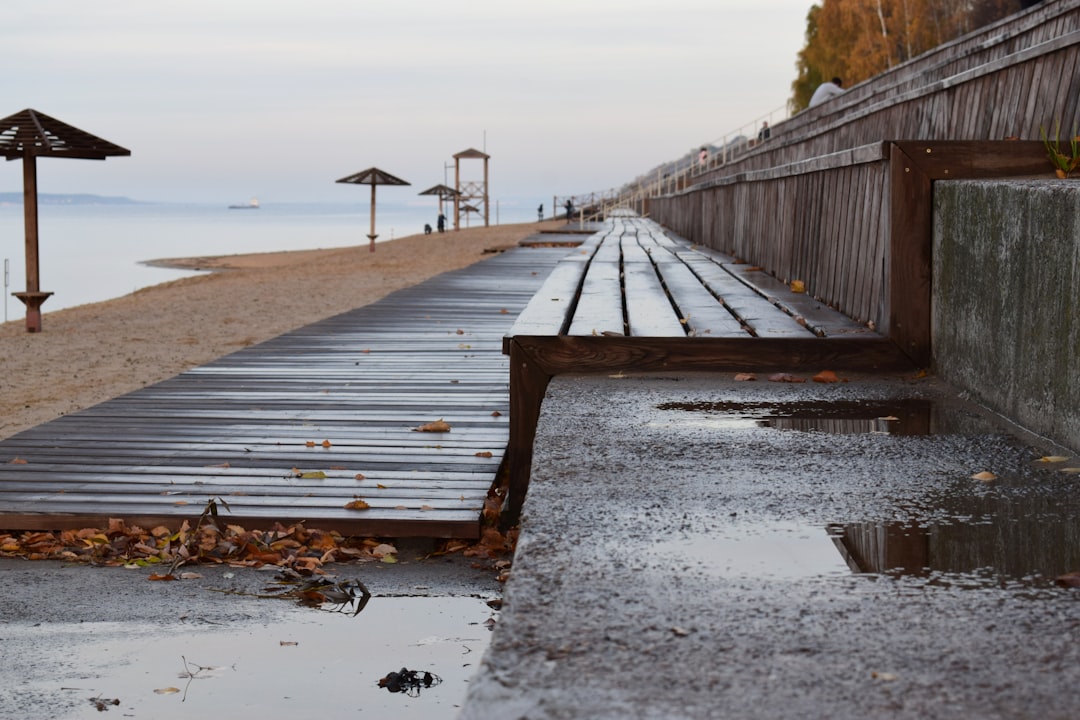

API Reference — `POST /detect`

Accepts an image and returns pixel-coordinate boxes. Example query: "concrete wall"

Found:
[933,179,1080,452]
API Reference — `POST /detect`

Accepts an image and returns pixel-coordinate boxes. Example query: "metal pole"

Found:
[3,258,8,323]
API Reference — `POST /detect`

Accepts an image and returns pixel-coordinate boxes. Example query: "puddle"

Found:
[14,596,493,720]
[650,521,851,579]
[647,516,1080,592]
[655,399,934,435]
[832,519,1080,589]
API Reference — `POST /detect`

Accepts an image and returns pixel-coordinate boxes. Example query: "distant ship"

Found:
[229,197,260,209]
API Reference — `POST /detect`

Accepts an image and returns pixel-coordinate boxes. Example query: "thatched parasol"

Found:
[417,183,459,221]
[0,108,130,331]
[335,167,410,252]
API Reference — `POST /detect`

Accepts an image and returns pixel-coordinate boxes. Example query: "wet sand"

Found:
[0,221,549,439]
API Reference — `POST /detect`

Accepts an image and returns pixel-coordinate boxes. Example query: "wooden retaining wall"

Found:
[647,0,1080,365]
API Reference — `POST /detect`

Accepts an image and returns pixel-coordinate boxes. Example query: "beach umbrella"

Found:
[335,167,410,252]
[0,108,130,332]
[417,183,459,222]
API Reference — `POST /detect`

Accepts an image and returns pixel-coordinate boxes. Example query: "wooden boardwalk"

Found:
[0,241,572,538]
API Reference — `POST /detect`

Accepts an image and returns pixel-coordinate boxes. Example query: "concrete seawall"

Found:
[933,179,1080,452]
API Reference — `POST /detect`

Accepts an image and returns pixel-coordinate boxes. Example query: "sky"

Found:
[3,0,813,207]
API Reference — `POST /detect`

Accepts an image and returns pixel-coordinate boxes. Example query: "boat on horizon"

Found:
[229,197,260,209]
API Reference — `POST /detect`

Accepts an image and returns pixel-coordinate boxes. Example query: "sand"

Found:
[0,221,550,440]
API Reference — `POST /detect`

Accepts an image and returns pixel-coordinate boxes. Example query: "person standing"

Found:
[537,203,544,221]
[437,213,446,233]
[564,199,573,219]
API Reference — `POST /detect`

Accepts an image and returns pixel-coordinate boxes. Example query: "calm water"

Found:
[0,201,534,318]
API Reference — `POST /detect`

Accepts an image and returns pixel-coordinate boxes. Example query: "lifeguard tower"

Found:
[452,148,489,231]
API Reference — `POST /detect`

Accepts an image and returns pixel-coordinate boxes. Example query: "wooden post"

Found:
[504,339,553,524]
[367,182,378,252]
[13,151,52,332]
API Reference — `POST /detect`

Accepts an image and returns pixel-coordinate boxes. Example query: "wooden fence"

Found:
[645,0,1080,365]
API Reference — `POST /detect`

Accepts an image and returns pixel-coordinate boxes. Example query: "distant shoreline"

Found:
[0,192,142,206]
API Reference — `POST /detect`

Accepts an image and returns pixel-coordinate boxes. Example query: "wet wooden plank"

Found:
[0,244,570,537]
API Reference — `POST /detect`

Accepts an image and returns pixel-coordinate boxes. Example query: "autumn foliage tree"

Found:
[791,0,1026,111]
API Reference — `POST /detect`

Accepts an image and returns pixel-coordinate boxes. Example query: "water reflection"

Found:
[656,399,936,435]
[830,518,1080,588]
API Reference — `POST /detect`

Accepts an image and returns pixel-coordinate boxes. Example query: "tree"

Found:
[790,0,1025,112]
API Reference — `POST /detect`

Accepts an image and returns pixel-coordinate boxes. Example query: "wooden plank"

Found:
[621,236,686,337]
[568,256,624,336]
[652,258,746,337]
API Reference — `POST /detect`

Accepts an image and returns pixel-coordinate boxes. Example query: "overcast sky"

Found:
[3,0,812,206]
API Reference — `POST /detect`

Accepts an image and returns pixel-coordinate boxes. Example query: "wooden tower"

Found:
[452,148,489,230]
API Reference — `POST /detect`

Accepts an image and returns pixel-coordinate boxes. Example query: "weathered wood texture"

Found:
[648,0,1078,363]
[0,245,569,537]
[502,216,914,518]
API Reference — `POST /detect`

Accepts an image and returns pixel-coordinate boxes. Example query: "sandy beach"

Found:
[0,221,549,440]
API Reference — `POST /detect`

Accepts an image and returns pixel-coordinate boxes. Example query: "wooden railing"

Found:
[643,0,1080,366]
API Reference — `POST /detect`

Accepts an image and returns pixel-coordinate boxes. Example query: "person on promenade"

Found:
[757,122,771,143]
[437,213,446,232]
[424,223,432,235]
[698,146,708,167]
[809,77,844,107]
[537,203,544,221]
[564,199,574,220]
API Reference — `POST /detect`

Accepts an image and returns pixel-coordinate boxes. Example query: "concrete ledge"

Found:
[933,179,1080,452]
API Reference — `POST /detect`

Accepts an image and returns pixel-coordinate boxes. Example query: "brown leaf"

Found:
[344,499,371,510]
[790,280,806,293]
[321,440,332,448]
[413,419,451,433]
[971,471,997,482]
[1055,571,1080,588]
[9,457,27,465]
[491,410,503,417]
[148,573,177,581]
[354,473,366,480]
[305,441,316,448]
[812,370,841,383]
[733,373,756,382]
[475,451,494,458]
[768,373,805,383]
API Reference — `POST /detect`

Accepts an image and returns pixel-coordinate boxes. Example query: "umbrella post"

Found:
[13,152,51,332]
[367,183,378,252]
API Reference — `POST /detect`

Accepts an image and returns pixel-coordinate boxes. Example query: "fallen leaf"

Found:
[9,458,27,465]
[354,473,366,480]
[871,671,898,681]
[671,626,691,637]
[491,410,503,417]
[768,373,805,383]
[1055,572,1080,588]
[179,572,203,580]
[420,505,434,511]
[475,451,494,458]
[148,573,177,581]
[812,370,841,383]
[280,641,299,647]
[321,440,332,448]
[1061,467,1080,475]
[971,471,997,482]
[300,471,327,480]
[344,499,371,510]
[790,279,806,293]
[1037,456,1070,464]
[733,373,756,381]
[154,687,181,695]
[413,419,451,433]
[305,441,316,448]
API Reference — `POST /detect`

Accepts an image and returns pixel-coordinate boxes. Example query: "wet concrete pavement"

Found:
[461,371,1080,719]
[0,540,502,719]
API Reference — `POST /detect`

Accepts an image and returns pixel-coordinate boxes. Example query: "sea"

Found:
[0,200,536,320]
